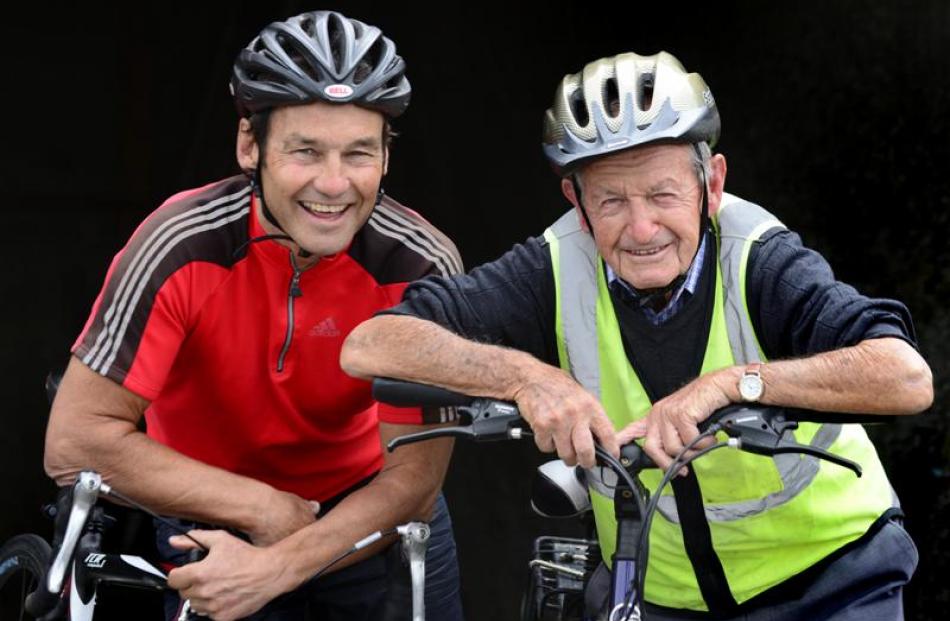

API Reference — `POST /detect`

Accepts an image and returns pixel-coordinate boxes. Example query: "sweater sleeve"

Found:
[383,236,561,366]
[746,228,918,360]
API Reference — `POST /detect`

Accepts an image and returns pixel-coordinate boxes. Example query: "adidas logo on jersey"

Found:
[310,317,341,338]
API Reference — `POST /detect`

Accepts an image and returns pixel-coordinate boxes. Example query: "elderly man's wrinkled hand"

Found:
[512,363,618,468]
[641,369,736,471]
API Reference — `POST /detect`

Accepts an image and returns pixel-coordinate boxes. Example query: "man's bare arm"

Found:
[167,423,454,621]
[635,337,934,469]
[743,337,932,414]
[340,314,619,467]
[44,356,317,544]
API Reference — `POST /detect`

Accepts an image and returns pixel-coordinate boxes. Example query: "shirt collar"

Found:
[606,233,708,316]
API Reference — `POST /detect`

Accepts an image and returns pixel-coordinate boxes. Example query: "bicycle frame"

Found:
[605,448,650,621]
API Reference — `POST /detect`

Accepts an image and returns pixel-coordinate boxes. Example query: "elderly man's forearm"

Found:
[752,337,933,415]
[342,314,544,401]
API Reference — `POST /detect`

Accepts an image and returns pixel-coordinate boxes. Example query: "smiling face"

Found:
[237,101,387,264]
[562,143,726,290]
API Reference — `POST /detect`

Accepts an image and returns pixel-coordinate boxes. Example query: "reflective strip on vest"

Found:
[544,212,601,398]
[716,194,783,365]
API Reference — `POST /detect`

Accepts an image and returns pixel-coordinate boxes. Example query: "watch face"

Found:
[739,374,763,401]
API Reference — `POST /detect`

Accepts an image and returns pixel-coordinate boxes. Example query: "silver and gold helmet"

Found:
[542,51,720,176]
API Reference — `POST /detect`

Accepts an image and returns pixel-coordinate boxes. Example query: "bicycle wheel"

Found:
[0,534,54,620]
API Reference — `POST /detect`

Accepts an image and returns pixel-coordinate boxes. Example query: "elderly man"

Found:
[341,51,932,619]
[45,11,463,621]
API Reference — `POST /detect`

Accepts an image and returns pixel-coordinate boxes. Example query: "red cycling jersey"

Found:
[73,176,461,502]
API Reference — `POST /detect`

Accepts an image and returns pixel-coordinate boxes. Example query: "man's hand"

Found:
[512,363,619,468]
[343,314,619,467]
[638,369,735,470]
[168,530,290,621]
[616,419,648,447]
[246,490,320,546]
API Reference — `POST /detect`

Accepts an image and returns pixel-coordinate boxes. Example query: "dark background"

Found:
[2,1,948,619]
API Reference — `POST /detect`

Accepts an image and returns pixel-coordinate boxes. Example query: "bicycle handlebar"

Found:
[372,377,475,407]
[374,377,894,476]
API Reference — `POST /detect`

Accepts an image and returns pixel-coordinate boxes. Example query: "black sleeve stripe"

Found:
[367,213,454,277]
[82,187,251,376]
[382,202,463,274]
[372,203,463,275]
[371,202,462,274]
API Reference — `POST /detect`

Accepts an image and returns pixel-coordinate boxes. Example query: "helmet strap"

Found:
[376,134,389,207]
[571,175,595,233]
[246,160,387,261]
[695,144,711,256]
[249,161,313,259]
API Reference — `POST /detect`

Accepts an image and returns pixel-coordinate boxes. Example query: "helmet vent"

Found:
[327,14,347,74]
[604,77,620,117]
[293,49,320,83]
[355,40,386,85]
[638,74,654,111]
[278,31,320,83]
[569,88,590,128]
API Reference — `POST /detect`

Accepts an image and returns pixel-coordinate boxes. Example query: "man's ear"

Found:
[561,177,590,233]
[705,153,728,217]
[236,117,259,172]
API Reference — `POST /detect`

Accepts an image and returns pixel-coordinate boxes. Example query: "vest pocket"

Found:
[694,446,783,506]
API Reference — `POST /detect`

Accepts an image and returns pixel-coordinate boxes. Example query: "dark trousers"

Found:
[589,518,918,621]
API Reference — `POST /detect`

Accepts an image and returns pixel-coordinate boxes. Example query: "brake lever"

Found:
[387,399,529,452]
[715,408,862,477]
[388,426,478,451]
[764,442,862,476]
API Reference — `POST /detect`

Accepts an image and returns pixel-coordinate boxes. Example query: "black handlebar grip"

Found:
[372,378,474,408]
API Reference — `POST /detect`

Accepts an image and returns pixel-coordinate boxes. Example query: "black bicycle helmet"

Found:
[542,51,719,176]
[231,11,410,118]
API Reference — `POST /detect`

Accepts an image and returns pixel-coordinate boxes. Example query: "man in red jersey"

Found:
[44,11,463,621]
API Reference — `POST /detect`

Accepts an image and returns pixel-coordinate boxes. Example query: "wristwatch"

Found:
[738,363,764,402]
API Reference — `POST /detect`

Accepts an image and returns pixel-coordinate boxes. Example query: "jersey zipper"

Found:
[277,253,303,372]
